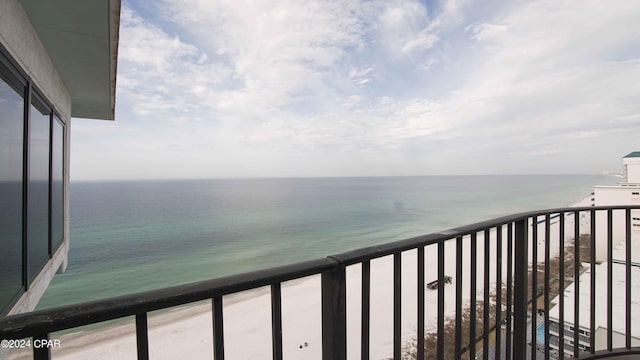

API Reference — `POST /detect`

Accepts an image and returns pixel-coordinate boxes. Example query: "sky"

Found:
[71,0,640,180]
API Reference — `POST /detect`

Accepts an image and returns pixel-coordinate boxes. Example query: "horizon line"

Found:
[69,173,616,182]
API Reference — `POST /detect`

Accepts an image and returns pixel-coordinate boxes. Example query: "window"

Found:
[0,62,25,311]
[0,47,68,315]
[51,116,64,250]
[28,95,51,280]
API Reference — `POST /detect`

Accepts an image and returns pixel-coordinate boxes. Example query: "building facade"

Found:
[621,152,640,184]
[0,0,119,316]
[547,262,640,358]
[544,153,640,357]
[590,152,640,262]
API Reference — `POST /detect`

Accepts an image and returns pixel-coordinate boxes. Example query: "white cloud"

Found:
[155,0,369,111]
[468,23,508,42]
[72,0,640,179]
[401,31,439,54]
[119,9,199,72]
[117,7,233,119]
[348,66,374,86]
[375,0,442,55]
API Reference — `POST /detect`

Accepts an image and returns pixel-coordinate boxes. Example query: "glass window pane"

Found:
[28,100,50,280]
[52,117,64,250]
[0,73,24,312]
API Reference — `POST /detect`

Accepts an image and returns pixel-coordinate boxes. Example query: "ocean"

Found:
[37,175,618,309]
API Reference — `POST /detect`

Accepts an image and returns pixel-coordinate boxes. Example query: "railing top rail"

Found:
[1,205,638,340]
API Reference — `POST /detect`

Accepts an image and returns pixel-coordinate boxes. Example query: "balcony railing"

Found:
[1,205,639,359]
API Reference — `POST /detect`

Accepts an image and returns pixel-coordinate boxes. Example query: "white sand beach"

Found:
[8,197,594,360]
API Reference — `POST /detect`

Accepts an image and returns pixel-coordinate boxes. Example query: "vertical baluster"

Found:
[394,253,402,360]
[362,260,371,360]
[506,224,513,360]
[625,208,631,349]
[322,263,347,360]
[544,214,550,360]
[271,283,283,360]
[559,213,565,360]
[213,296,225,360]
[495,225,502,360]
[513,219,528,359]
[607,209,613,351]
[470,232,477,358]
[573,210,580,356]
[455,236,463,360]
[531,216,538,360]
[438,240,445,360]
[590,209,596,353]
[33,333,51,360]
[135,313,149,360]
[418,247,425,360]
[483,229,490,360]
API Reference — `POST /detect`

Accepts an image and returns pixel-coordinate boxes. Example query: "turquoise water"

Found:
[537,325,545,344]
[37,175,618,309]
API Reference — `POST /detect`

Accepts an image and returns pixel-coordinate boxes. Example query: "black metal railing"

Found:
[1,205,639,360]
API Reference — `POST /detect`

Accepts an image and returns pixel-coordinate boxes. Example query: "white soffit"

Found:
[20,0,120,120]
